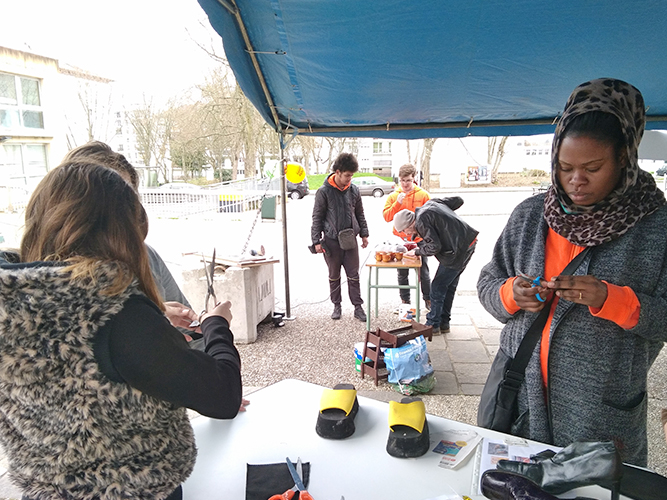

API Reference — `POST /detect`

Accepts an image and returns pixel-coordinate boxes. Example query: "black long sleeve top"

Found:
[93,295,243,419]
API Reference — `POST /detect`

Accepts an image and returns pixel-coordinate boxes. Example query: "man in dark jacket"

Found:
[311,153,369,321]
[394,197,478,334]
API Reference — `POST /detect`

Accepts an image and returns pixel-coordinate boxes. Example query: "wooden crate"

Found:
[359,321,433,386]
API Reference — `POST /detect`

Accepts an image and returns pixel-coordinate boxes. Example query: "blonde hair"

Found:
[20,162,163,309]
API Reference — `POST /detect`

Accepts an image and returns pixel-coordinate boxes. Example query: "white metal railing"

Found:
[139,177,282,218]
[0,186,30,213]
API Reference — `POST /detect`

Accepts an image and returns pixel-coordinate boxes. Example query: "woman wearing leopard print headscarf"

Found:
[478,78,667,466]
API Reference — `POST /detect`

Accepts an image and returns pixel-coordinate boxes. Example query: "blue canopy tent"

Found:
[196,0,667,314]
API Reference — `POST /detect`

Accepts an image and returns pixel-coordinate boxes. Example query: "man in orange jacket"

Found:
[383,164,431,310]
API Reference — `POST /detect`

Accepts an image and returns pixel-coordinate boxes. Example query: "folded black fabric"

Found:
[246,462,310,500]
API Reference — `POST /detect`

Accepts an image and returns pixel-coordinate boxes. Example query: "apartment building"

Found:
[0,46,114,209]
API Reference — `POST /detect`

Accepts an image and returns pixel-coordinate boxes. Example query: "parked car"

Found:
[287,178,310,200]
[351,176,396,197]
[656,165,667,176]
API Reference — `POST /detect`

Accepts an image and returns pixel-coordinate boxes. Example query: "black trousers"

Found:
[322,236,363,306]
[397,255,431,303]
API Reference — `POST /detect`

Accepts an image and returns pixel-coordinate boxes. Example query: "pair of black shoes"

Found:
[331,304,366,322]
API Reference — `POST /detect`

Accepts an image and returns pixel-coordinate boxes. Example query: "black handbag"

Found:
[337,228,357,250]
[477,247,591,433]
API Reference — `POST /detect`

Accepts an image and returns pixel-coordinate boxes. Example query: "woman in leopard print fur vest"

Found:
[0,162,243,499]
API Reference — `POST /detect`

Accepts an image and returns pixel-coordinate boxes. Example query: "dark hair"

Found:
[62,141,140,191]
[332,153,359,173]
[21,162,163,309]
[561,111,626,158]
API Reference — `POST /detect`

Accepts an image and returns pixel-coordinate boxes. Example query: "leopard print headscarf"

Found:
[543,78,666,247]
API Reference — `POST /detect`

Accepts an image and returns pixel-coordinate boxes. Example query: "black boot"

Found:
[331,304,342,320]
[481,471,561,500]
[353,305,366,322]
[497,441,621,496]
[481,471,597,500]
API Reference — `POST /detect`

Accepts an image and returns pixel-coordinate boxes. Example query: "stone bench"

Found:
[181,255,279,344]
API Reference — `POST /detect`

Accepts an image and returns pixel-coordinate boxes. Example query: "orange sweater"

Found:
[383,185,430,241]
[499,228,640,386]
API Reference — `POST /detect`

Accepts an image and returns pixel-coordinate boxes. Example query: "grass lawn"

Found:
[308,172,394,191]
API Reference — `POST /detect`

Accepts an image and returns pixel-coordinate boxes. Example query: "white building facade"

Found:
[0,46,117,209]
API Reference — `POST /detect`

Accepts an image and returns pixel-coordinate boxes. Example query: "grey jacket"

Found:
[311,174,369,244]
[477,194,667,466]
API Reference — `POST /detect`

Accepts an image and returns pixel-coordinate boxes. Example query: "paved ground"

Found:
[0,187,664,498]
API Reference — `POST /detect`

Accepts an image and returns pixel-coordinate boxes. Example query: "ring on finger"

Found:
[579,292,582,300]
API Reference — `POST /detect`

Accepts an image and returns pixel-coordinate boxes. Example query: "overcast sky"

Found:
[0,0,225,102]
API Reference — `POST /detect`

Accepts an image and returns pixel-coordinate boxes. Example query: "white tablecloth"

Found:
[183,378,626,499]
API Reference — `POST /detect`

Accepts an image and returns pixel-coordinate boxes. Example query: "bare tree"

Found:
[289,136,325,174]
[195,68,279,181]
[256,124,280,177]
[419,138,437,192]
[169,102,208,179]
[488,136,508,183]
[63,74,114,149]
[129,97,173,183]
[324,137,348,170]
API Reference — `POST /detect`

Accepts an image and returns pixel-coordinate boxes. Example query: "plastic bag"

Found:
[383,335,434,394]
[390,373,436,396]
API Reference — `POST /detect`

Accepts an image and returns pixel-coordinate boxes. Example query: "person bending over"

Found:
[394,197,477,334]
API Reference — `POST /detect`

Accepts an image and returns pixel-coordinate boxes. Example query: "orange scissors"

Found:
[269,457,313,500]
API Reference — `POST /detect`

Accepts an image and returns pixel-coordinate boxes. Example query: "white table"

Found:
[183,379,628,499]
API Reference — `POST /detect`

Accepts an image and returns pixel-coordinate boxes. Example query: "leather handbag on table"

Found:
[477,247,591,433]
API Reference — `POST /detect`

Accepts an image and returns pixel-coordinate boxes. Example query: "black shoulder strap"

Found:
[507,246,592,377]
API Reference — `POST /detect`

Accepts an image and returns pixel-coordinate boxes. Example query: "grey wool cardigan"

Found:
[477,193,667,466]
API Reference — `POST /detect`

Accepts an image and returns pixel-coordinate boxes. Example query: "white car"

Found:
[351,176,396,197]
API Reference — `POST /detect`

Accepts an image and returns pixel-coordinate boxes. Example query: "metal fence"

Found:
[0,186,31,213]
[139,177,282,219]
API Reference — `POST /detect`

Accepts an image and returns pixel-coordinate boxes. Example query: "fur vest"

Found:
[0,262,196,499]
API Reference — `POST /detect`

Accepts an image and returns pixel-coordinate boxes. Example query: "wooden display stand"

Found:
[359,321,433,386]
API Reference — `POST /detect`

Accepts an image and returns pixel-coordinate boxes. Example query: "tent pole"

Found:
[279,134,292,319]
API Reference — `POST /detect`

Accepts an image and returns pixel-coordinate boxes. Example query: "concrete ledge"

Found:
[181,255,277,344]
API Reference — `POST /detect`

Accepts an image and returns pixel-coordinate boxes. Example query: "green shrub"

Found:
[307,172,393,191]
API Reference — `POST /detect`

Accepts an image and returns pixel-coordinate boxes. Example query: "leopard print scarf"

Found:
[543,78,666,247]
